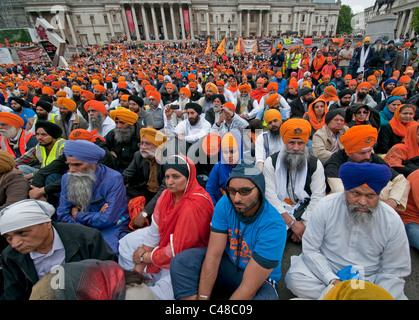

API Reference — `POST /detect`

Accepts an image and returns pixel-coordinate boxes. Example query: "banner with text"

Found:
[257,39,274,53]
[241,40,257,54]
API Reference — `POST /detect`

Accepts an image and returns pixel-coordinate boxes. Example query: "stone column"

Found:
[308,12,314,36]
[206,10,210,37]
[66,13,78,45]
[107,11,115,38]
[141,4,150,41]
[179,4,186,40]
[292,11,297,31]
[151,4,159,40]
[160,4,168,40]
[297,12,301,35]
[404,9,414,37]
[170,4,177,40]
[131,3,141,41]
[120,5,131,41]
[238,11,242,37]
[188,4,194,39]
[258,11,262,36]
[247,11,250,36]
[266,11,270,37]
[397,10,407,38]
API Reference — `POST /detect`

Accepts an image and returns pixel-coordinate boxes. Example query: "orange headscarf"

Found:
[311,53,326,80]
[389,104,416,138]
[384,122,419,167]
[306,98,328,131]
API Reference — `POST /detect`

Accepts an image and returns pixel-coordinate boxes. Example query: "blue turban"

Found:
[63,140,105,164]
[339,162,392,195]
[383,78,397,88]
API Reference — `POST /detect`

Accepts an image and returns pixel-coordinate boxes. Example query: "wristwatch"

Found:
[140,252,146,263]
[141,210,149,218]
[393,199,401,206]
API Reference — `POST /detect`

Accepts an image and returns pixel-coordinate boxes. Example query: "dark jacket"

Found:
[1,222,117,300]
[290,98,307,118]
[0,169,30,211]
[375,123,403,155]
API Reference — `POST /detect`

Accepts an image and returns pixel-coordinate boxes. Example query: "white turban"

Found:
[0,200,55,235]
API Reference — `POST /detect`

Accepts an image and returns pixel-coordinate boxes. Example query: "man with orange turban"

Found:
[259,82,291,120]
[236,83,260,120]
[351,81,377,108]
[0,112,37,158]
[210,102,248,137]
[255,108,283,170]
[93,85,108,108]
[56,97,88,139]
[84,100,115,138]
[146,90,165,130]
[263,118,326,242]
[324,124,409,210]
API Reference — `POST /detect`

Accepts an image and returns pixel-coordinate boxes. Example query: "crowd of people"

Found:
[0,34,418,301]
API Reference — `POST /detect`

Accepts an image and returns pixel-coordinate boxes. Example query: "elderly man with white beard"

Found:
[122,128,168,229]
[56,139,130,254]
[106,108,140,172]
[235,83,261,120]
[84,100,115,138]
[285,162,411,300]
[263,118,326,243]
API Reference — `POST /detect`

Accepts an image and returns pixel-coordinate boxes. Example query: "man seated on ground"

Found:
[0,112,37,159]
[29,129,115,207]
[127,95,153,129]
[235,83,261,121]
[285,162,411,300]
[9,97,36,130]
[56,140,130,254]
[170,162,287,300]
[85,100,115,138]
[311,109,348,165]
[210,102,249,137]
[15,121,65,180]
[107,108,140,172]
[324,124,410,211]
[255,109,284,171]
[56,97,88,139]
[122,128,167,229]
[27,99,62,133]
[263,118,326,243]
[0,199,117,300]
[165,102,211,149]
[0,150,30,211]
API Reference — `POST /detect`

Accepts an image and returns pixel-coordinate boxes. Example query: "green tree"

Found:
[411,7,419,35]
[336,5,353,35]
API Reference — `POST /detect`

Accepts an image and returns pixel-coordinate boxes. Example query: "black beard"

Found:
[189,116,199,126]
[357,92,367,99]
[37,113,48,121]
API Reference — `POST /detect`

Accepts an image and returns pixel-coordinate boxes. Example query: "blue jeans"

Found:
[170,247,279,300]
[405,223,419,251]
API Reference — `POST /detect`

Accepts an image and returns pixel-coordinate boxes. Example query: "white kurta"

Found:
[166,117,211,144]
[285,192,411,300]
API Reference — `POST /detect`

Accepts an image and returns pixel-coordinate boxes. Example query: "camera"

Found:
[170,104,180,110]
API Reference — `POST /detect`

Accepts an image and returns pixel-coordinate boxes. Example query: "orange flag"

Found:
[204,38,211,55]
[235,37,241,55]
[217,38,225,55]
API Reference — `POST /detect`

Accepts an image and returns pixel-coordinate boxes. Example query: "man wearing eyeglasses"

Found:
[263,119,326,243]
[170,162,287,300]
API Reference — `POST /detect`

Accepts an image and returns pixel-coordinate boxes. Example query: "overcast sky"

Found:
[341,0,375,13]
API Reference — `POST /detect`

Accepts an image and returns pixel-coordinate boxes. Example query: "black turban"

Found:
[35,120,63,139]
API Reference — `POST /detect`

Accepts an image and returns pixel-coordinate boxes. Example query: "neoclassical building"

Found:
[19,0,340,45]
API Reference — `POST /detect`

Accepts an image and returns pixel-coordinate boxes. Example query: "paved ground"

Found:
[277,241,419,300]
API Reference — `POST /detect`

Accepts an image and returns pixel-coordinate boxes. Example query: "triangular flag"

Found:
[235,38,241,55]
[4,38,10,47]
[217,38,225,55]
[204,38,211,55]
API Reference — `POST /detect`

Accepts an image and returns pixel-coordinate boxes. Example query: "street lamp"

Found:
[228,18,231,38]
[90,15,96,44]
[216,15,219,41]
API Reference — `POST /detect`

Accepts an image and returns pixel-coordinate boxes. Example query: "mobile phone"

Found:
[170,104,180,110]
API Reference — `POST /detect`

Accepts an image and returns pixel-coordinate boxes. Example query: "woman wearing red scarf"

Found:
[384,122,419,177]
[118,155,214,300]
[375,104,416,155]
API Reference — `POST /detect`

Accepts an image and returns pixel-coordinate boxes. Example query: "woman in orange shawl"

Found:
[310,50,326,84]
[375,104,416,154]
[384,121,419,177]
[303,98,328,138]
[118,155,214,300]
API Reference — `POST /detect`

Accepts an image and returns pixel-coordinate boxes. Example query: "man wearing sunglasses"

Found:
[170,162,287,300]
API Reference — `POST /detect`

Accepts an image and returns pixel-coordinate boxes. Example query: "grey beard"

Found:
[281,146,309,172]
[89,114,105,132]
[239,95,250,107]
[0,127,17,139]
[140,149,156,159]
[66,168,96,212]
[114,126,135,144]
[346,201,376,234]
